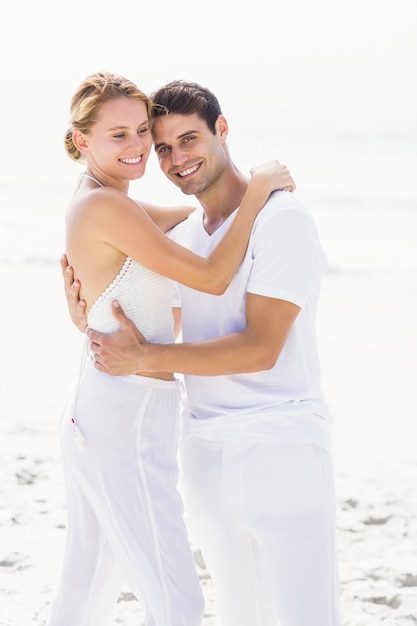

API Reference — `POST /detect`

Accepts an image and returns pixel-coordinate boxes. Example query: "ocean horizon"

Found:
[1,122,416,273]
[1,99,416,362]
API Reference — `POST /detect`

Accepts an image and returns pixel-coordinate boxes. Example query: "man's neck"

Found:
[198,168,249,236]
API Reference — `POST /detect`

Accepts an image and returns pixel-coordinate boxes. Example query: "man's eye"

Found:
[183,136,194,143]
[158,146,170,154]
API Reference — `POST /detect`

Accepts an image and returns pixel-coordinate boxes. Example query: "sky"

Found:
[2,0,416,104]
[0,0,416,190]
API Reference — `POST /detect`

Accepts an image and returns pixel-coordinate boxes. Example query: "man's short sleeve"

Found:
[247,204,328,307]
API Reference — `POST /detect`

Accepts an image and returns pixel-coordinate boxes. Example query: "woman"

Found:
[46,72,295,626]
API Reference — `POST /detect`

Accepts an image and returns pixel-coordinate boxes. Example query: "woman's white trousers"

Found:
[47,360,204,626]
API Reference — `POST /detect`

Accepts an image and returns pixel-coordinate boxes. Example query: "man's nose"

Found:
[170,145,188,167]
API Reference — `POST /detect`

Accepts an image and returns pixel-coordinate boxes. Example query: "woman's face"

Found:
[83,97,153,182]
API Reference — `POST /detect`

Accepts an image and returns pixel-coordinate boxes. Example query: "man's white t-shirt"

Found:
[169,190,333,448]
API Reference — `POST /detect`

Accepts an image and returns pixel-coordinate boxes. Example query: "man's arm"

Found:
[88,294,300,376]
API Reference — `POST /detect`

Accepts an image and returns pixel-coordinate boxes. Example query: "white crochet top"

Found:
[87,256,175,344]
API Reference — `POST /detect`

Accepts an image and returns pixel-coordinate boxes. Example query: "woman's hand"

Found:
[250,160,296,193]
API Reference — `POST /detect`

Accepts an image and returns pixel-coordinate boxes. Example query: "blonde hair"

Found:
[64,72,153,163]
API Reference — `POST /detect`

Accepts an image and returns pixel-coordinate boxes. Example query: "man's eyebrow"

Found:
[154,130,200,151]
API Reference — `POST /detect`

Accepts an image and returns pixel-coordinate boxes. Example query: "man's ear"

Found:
[72,130,89,154]
[215,115,229,142]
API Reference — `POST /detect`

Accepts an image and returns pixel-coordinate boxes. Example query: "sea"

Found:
[0,97,416,462]
[1,98,416,358]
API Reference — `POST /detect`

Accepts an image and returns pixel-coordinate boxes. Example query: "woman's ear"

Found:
[72,130,89,154]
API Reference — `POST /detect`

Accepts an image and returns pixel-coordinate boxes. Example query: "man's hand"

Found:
[87,301,148,376]
[61,254,88,333]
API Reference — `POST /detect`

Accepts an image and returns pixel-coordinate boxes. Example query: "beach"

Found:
[1,241,416,625]
[0,0,416,618]
[1,115,416,624]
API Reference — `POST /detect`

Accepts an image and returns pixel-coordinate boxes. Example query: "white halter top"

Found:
[81,173,174,343]
[87,256,174,344]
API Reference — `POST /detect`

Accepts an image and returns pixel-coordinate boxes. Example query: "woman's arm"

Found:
[134,201,196,233]
[77,161,295,295]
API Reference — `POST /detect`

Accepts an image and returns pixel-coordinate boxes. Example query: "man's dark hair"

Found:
[150,80,222,134]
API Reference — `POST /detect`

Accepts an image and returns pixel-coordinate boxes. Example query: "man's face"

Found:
[152,113,228,196]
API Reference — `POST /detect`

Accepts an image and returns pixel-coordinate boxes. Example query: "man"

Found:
[64,81,341,626]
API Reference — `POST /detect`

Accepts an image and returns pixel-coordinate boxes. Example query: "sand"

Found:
[1,264,416,625]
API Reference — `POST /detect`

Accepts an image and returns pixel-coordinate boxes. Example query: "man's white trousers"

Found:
[180,434,341,626]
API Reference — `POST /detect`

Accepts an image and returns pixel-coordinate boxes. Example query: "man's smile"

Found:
[176,163,201,178]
